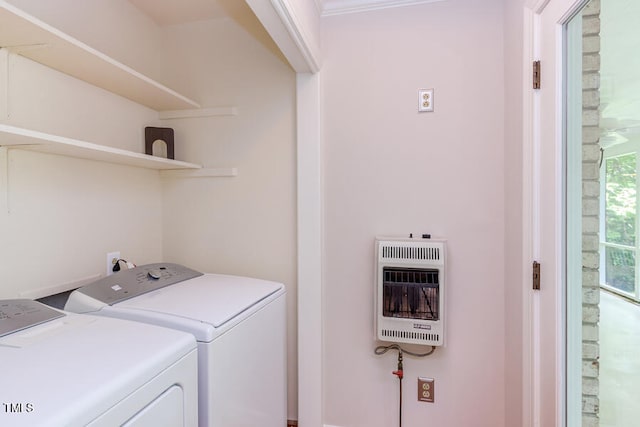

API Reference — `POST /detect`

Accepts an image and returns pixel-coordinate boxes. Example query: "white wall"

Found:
[321,1,506,426]
[0,0,166,297]
[503,0,525,426]
[158,12,298,420]
[0,53,163,299]
[6,0,166,87]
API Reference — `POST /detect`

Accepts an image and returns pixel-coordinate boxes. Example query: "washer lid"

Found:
[0,310,196,427]
[0,299,64,337]
[116,273,284,328]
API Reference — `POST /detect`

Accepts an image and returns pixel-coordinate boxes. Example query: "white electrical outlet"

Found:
[418,88,434,112]
[418,377,435,402]
[106,251,120,276]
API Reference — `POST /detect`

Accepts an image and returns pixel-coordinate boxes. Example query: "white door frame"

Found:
[243,1,324,425]
[522,1,589,426]
[296,72,323,427]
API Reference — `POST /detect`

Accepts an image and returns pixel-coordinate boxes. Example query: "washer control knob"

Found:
[147,270,162,280]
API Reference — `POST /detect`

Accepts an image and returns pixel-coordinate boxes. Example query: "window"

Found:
[600,144,640,301]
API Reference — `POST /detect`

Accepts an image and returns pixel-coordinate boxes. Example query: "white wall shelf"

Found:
[158,107,238,120]
[0,1,200,111]
[160,168,238,178]
[0,124,202,170]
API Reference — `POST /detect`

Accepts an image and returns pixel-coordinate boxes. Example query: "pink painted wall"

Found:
[503,0,526,426]
[321,1,507,426]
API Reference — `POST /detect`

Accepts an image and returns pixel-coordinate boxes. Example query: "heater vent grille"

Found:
[382,268,439,321]
[381,244,440,261]
[381,328,440,344]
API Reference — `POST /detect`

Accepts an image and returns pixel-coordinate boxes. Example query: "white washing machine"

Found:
[0,299,198,427]
[64,263,287,427]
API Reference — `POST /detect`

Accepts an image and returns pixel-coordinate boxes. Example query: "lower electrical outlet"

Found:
[106,251,120,276]
[418,377,435,403]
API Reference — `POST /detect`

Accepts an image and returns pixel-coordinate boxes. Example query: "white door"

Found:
[526,0,588,426]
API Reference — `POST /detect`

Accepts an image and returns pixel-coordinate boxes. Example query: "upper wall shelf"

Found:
[0,1,200,111]
[0,124,202,170]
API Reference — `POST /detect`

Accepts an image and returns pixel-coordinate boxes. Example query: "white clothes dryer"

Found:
[0,299,198,427]
[65,263,286,427]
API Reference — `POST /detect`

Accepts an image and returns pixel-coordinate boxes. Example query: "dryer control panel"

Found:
[0,299,64,337]
[73,263,203,305]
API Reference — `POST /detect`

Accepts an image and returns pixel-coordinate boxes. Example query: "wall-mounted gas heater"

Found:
[375,237,446,346]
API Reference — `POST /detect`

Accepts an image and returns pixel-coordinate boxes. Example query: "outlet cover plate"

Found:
[106,251,120,276]
[418,88,434,112]
[418,377,434,403]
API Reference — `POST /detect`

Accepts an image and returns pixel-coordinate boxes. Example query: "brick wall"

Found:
[581,0,601,425]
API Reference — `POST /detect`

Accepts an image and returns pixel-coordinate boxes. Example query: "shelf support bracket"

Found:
[0,48,8,120]
[160,168,238,179]
[0,147,9,214]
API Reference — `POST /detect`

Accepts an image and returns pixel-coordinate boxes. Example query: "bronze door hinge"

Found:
[533,60,541,89]
[533,261,541,290]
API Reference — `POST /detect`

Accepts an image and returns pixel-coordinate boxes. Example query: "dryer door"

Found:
[86,349,198,427]
[87,385,185,427]
[123,386,183,427]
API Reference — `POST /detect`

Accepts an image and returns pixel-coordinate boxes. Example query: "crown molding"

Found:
[245,0,321,73]
[321,0,447,16]
[525,0,550,13]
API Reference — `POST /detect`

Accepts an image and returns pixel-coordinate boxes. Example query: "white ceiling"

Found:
[128,0,444,26]
[321,0,444,16]
[128,0,238,26]
[599,0,640,141]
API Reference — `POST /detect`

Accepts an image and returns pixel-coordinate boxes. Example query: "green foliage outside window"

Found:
[605,153,637,293]
[606,153,636,245]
